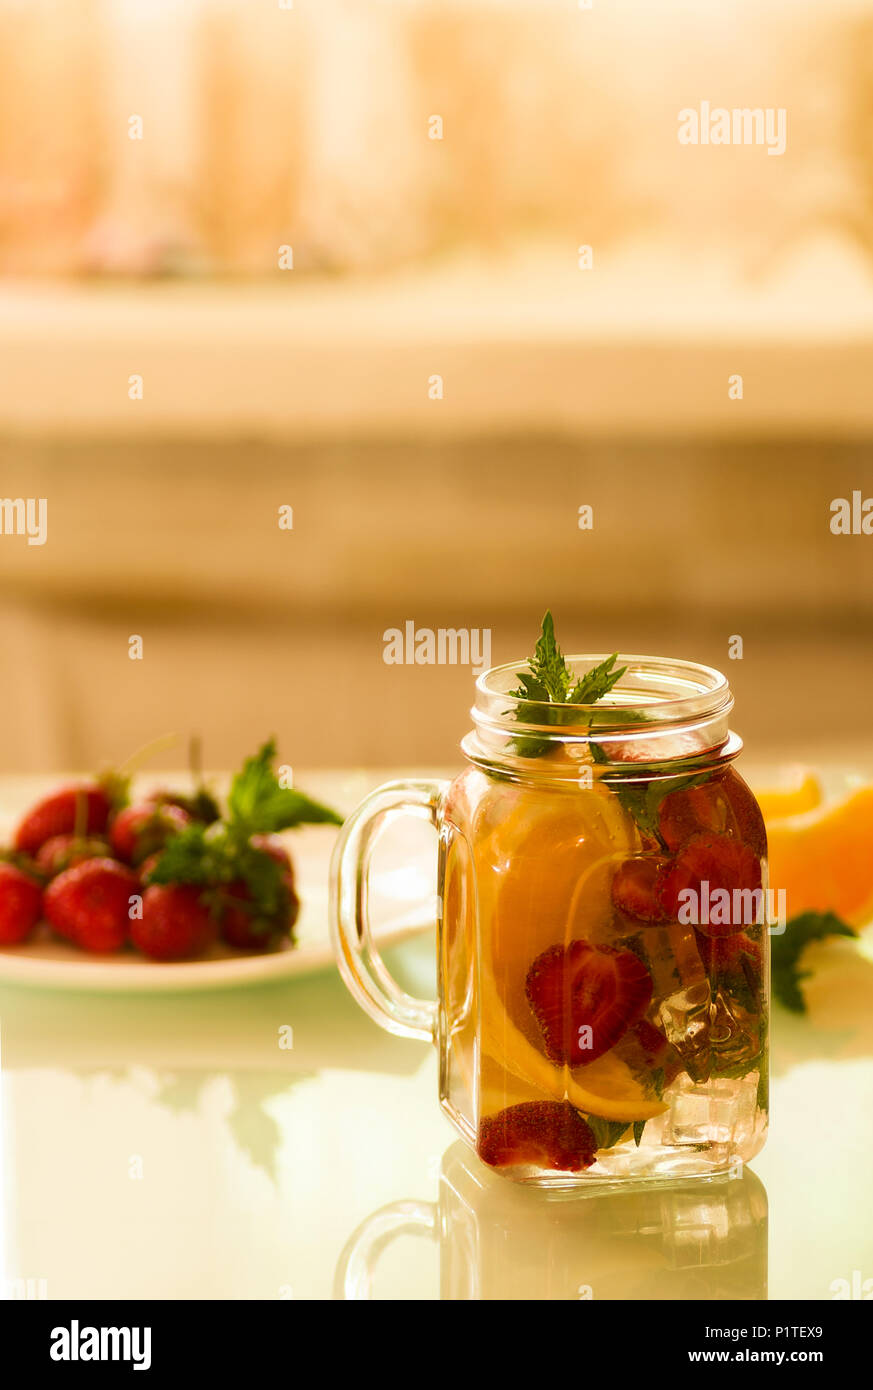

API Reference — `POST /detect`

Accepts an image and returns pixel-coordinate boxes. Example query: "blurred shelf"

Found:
[3,234,873,439]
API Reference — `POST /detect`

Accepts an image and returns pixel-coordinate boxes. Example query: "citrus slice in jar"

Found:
[476,1048,661,1127]
[476,991,665,1122]
[473,780,664,1122]
[476,781,634,1038]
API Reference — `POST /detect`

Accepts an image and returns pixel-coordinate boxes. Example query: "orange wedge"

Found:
[754,769,823,822]
[766,784,873,928]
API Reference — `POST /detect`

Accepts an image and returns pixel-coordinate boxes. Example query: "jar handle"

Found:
[330,779,446,1043]
[334,1200,437,1300]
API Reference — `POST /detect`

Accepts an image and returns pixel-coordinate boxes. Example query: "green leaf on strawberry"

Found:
[770,911,857,1013]
[145,822,217,887]
[228,740,343,832]
[632,1120,646,1147]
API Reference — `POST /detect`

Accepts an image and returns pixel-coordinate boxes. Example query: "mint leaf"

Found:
[517,610,572,703]
[509,669,551,706]
[145,822,215,886]
[771,911,857,1013]
[756,1055,769,1113]
[568,653,627,705]
[711,1050,765,1082]
[584,1113,629,1150]
[228,740,342,832]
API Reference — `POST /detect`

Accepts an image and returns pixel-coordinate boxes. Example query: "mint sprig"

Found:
[519,611,573,703]
[770,911,857,1013]
[507,612,626,757]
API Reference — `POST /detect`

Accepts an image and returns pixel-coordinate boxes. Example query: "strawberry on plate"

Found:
[15,785,113,855]
[130,884,215,961]
[35,834,112,878]
[0,863,43,945]
[217,834,300,950]
[109,802,191,866]
[478,1101,597,1171]
[217,880,299,950]
[44,858,139,953]
[526,940,653,1065]
[657,832,762,937]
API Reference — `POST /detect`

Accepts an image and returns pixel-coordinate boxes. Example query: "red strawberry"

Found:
[656,832,762,938]
[478,1101,597,1172]
[695,929,762,975]
[658,782,723,852]
[721,769,768,860]
[218,880,300,950]
[131,884,215,961]
[658,769,767,860]
[137,852,162,885]
[526,940,653,1065]
[109,802,191,865]
[44,858,139,953]
[35,834,111,878]
[611,855,669,922]
[0,863,43,945]
[633,1017,670,1065]
[15,785,112,854]
[218,836,299,950]
[630,1018,686,1086]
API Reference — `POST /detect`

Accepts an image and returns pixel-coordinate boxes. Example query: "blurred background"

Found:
[1,0,873,774]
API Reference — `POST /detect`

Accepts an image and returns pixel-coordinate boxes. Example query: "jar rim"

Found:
[475,653,731,721]
[466,653,737,779]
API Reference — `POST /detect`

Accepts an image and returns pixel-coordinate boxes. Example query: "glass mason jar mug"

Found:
[331,655,769,1187]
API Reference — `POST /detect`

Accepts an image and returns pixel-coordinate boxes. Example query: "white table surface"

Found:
[1,770,871,1301]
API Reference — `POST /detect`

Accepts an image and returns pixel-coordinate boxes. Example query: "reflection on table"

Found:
[337,1141,768,1301]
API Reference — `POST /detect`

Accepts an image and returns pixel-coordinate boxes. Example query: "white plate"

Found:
[0,773,438,993]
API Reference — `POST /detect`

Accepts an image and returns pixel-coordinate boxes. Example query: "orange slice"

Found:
[476,783,634,1041]
[754,769,823,822]
[472,783,664,1122]
[477,965,665,1121]
[766,785,873,927]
